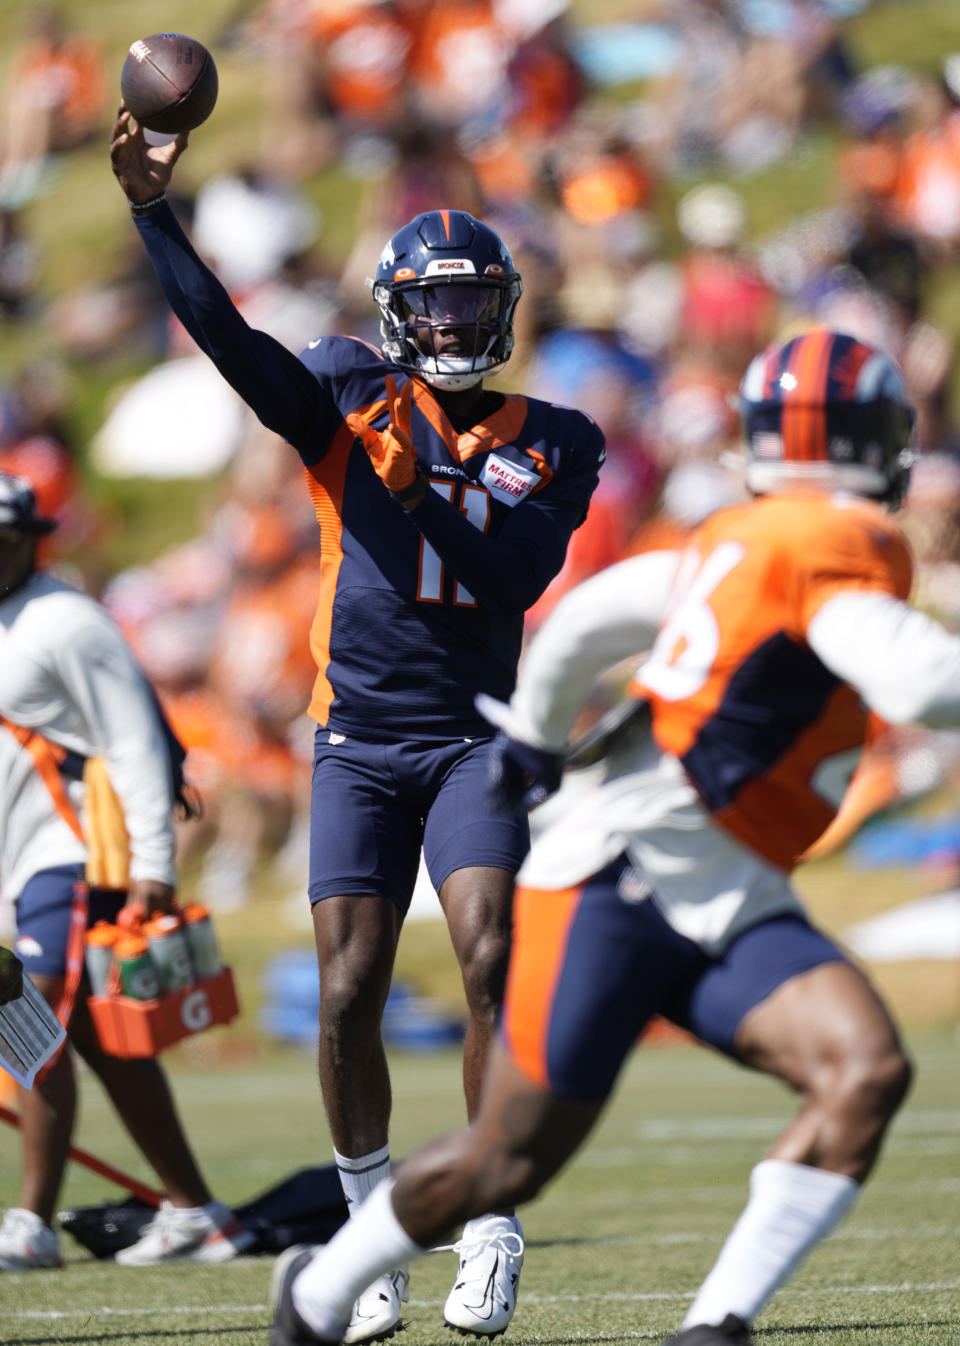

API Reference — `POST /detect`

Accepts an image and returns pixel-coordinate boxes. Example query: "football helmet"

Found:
[372,210,522,391]
[739,328,915,508]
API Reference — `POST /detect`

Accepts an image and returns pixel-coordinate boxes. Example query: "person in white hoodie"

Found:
[0,471,251,1270]
[270,329,957,1346]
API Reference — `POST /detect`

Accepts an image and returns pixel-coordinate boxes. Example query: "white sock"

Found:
[335,1143,391,1216]
[292,1180,422,1337]
[683,1159,859,1328]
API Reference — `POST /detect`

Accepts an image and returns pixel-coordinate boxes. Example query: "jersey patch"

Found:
[481,454,541,507]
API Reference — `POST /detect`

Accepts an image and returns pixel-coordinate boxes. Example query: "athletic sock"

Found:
[335,1143,391,1217]
[292,1180,422,1337]
[682,1158,859,1328]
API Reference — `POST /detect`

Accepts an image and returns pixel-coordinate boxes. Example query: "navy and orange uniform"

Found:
[636,493,913,871]
[133,205,604,742]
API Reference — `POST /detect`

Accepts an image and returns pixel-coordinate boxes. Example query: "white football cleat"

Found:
[115,1199,254,1265]
[343,1266,409,1344]
[442,1215,524,1337]
[0,1207,63,1270]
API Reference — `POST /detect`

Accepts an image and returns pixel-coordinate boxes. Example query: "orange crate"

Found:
[88,967,239,1059]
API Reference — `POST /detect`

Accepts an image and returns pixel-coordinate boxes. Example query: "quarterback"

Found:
[110,107,603,1339]
[268,329,960,1346]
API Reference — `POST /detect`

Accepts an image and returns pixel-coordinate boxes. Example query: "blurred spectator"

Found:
[627,456,746,557]
[0,5,106,205]
[0,209,37,320]
[676,183,778,374]
[192,168,322,293]
[523,260,658,628]
[892,61,960,254]
[898,451,960,629]
[337,122,486,317]
[843,191,924,330]
[551,118,653,230]
[901,320,960,456]
[0,361,102,570]
[249,0,420,177]
[409,0,513,134]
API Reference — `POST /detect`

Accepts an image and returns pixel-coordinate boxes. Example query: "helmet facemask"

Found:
[374,274,522,391]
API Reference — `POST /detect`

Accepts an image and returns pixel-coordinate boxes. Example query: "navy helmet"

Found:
[739,328,915,509]
[371,210,522,391]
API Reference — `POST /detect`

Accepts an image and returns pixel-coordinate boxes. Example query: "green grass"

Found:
[2,1031,959,1344]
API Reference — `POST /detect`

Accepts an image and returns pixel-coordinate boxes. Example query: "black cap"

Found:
[0,470,58,535]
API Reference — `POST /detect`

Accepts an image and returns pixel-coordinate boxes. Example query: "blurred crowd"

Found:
[2,0,960,909]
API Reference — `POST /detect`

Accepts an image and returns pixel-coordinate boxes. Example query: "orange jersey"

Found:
[635,494,913,871]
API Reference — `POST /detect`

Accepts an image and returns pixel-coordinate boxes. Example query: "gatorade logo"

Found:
[181,988,212,1032]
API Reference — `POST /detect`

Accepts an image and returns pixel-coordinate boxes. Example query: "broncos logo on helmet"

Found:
[739,328,915,508]
[371,210,522,392]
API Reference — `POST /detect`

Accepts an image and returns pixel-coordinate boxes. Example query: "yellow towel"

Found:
[82,758,130,891]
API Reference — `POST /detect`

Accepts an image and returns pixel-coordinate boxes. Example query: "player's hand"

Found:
[346,376,417,492]
[476,692,564,813]
[124,879,177,922]
[110,101,188,205]
[487,731,564,814]
[0,946,23,1005]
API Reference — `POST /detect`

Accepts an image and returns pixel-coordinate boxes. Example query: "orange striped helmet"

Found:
[372,209,522,392]
[739,328,915,508]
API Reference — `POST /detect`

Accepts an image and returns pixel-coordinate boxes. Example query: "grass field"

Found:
[2,1028,959,1346]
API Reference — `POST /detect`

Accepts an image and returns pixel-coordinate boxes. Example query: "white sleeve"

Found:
[509,551,680,749]
[807,590,960,726]
[54,605,176,885]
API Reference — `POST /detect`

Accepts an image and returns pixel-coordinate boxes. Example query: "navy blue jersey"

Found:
[135,205,605,739]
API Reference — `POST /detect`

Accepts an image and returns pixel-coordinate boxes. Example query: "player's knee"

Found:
[458,930,510,1018]
[862,1041,912,1119]
[317,974,383,1040]
[820,1038,912,1125]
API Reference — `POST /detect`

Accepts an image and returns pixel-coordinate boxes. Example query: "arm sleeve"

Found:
[508,551,680,749]
[808,590,960,726]
[134,202,335,449]
[55,610,177,884]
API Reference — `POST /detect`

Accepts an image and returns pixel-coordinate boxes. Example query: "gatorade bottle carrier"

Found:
[87,906,239,1059]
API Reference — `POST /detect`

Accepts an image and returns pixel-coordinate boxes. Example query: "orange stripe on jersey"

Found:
[305,420,361,725]
[410,381,531,464]
[502,883,580,1089]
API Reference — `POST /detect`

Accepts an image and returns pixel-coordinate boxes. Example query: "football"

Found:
[120,33,219,135]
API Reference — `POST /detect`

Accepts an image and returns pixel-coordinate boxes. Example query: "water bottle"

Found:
[182,904,223,978]
[84,921,118,996]
[144,913,194,991]
[114,933,161,1000]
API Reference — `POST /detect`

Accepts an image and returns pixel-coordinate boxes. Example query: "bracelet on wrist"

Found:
[129,193,166,214]
[390,473,427,510]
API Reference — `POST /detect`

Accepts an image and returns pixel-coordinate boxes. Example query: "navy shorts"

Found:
[502,854,849,1101]
[15,865,125,980]
[308,728,530,910]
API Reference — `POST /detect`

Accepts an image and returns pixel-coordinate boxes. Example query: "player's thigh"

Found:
[308,730,422,909]
[503,856,709,1103]
[734,957,906,1090]
[421,736,529,895]
[678,913,898,1081]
